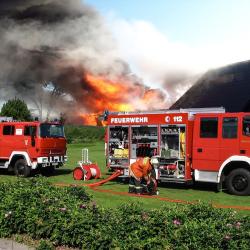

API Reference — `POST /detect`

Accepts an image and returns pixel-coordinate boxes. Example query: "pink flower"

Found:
[224,235,231,241]
[59,207,67,212]
[80,204,87,209]
[173,219,181,226]
[235,222,241,229]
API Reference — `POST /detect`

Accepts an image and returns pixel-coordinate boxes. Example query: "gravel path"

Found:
[0,239,34,250]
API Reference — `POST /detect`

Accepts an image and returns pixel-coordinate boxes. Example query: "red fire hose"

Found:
[86,170,122,187]
[56,170,122,188]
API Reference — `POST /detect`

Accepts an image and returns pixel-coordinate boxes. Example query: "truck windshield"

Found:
[39,124,65,138]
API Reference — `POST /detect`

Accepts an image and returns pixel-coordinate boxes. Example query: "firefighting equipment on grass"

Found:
[73,148,101,180]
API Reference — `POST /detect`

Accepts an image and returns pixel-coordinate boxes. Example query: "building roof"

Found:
[170,60,250,112]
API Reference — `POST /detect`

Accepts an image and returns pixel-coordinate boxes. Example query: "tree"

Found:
[0,98,32,121]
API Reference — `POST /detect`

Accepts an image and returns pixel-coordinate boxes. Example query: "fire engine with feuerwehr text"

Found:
[105,107,250,196]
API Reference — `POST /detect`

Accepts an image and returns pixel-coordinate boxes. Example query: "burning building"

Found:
[0,0,168,125]
[80,74,167,125]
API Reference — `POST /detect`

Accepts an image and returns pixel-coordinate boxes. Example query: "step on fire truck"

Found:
[105,107,250,195]
[0,119,67,177]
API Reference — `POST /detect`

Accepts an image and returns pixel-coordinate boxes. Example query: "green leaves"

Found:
[0,98,32,121]
[36,240,54,250]
[64,125,105,144]
[0,178,249,249]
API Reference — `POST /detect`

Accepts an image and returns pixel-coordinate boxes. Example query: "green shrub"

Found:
[0,178,91,239]
[0,178,249,249]
[36,240,54,250]
[64,125,105,144]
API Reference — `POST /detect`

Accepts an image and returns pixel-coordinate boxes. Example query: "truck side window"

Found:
[3,125,15,135]
[24,126,37,136]
[243,116,250,136]
[200,117,218,138]
[222,117,238,138]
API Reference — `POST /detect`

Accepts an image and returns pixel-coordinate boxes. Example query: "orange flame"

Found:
[86,74,130,97]
[80,74,166,125]
[80,113,99,126]
[85,74,134,111]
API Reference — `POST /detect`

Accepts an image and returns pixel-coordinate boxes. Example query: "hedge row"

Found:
[0,178,249,249]
[64,125,105,144]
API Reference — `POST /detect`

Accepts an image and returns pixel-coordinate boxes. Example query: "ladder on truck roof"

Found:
[0,117,13,122]
[106,107,225,117]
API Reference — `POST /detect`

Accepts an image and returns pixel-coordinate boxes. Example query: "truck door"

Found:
[193,116,221,171]
[220,116,239,162]
[240,115,250,156]
[23,125,37,156]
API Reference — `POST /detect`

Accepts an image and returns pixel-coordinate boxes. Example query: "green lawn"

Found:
[0,141,250,214]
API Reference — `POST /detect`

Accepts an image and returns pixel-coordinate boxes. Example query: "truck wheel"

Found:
[14,159,31,177]
[226,168,250,195]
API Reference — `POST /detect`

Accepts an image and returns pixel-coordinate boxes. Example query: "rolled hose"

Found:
[73,163,101,181]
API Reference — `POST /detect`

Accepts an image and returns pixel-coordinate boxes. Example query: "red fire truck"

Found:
[0,120,67,177]
[105,107,250,195]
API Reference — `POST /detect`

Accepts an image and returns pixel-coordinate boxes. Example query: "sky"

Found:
[85,0,250,46]
[84,0,250,87]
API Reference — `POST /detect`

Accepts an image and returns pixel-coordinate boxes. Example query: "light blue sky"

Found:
[84,0,250,92]
[85,0,250,47]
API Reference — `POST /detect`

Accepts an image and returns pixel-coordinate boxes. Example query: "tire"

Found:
[226,168,250,196]
[14,159,31,177]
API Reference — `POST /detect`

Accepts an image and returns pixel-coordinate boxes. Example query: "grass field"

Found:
[0,141,250,214]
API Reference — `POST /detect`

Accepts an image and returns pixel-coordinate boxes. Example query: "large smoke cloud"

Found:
[111,18,250,104]
[0,0,164,123]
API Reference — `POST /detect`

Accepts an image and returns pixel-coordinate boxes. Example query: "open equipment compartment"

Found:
[158,124,186,181]
[108,126,129,169]
[131,125,158,158]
